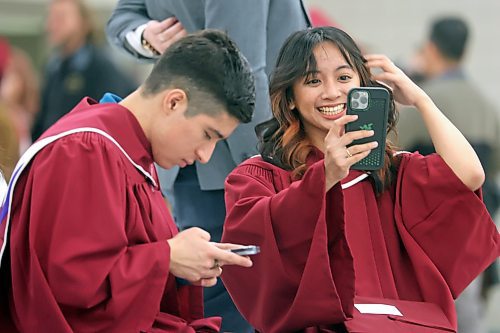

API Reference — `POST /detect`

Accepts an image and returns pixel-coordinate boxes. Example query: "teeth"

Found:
[318,104,344,115]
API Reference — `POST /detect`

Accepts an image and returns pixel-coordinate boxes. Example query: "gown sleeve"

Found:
[11,133,171,331]
[221,159,355,332]
[396,153,500,297]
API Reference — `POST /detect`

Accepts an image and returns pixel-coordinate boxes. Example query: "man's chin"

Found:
[155,161,174,170]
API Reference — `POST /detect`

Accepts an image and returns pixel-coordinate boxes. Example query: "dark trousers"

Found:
[173,165,253,333]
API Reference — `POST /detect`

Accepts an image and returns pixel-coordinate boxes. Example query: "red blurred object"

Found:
[0,37,11,79]
[309,6,338,28]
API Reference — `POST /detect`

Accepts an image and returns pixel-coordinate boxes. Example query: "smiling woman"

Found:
[220,26,499,333]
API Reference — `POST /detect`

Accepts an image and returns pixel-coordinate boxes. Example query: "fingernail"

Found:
[372,141,378,147]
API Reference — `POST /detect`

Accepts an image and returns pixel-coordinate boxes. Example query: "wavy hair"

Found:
[257,27,399,194]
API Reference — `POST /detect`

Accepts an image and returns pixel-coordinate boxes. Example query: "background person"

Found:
[0,38,19,180]
[396,16,500,333]
[31,0,137,142]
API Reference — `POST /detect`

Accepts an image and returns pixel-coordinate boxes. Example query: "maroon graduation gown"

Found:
[221,151,500,332]
[0,98,220,332]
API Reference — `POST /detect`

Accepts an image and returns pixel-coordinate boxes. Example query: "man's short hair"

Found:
[430,16,469,61]
[142,30,255,123]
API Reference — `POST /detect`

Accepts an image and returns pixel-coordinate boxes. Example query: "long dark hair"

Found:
[257,26,399,194]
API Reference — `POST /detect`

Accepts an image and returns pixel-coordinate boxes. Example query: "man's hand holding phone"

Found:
[167,228,254,287]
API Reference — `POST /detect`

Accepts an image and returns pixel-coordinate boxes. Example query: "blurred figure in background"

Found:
[31,0,137,142]
[0,170,6,203]
[397,16,500,333]
[0,38,19,180]
[106,1,310,331]
[0,39,40,154]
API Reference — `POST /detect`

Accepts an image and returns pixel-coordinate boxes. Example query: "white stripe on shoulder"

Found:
[0,127,156,268]
[342,173,369,189]
[32,127,157,186]
[247,155,369,190]
[71,128,157,187]
[393,150,412,156]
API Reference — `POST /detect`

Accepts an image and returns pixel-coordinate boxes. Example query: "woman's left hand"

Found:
[364,54,429,107]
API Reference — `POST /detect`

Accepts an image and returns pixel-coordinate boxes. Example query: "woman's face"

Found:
[291,41,361,146]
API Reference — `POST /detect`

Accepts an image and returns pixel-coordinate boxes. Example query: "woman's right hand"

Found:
[324,115,378,191]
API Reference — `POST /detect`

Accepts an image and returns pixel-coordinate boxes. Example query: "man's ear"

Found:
[163,89,188,115]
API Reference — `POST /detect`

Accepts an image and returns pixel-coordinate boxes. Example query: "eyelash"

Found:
[204,131,212,140]
[305,78,320,85]
[305,75,352,85]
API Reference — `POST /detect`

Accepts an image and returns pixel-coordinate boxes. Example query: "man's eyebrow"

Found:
[208,127,225,139]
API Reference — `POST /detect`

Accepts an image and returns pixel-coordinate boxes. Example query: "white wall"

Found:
[305,0,500,105]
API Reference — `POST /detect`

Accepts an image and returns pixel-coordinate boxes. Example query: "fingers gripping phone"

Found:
[230,245,260,256]
[345,87,390,170]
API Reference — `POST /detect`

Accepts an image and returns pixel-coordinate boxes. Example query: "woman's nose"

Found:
[321,83,342,100]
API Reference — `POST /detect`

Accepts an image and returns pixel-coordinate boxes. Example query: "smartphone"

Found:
[229,245,260,256]
[345,87,390,170]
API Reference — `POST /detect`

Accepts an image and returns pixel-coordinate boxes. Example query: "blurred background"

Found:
[0,0,499,332]
[0,0,149,80]
[1,0,499,101]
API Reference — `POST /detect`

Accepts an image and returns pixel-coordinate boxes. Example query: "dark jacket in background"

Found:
[32,44,137,141]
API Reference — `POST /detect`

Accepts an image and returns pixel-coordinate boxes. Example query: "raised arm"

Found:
[365,54,485,191]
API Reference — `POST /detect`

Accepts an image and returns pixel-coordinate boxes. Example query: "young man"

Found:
[106,3,310,330]
[0,30,255,333]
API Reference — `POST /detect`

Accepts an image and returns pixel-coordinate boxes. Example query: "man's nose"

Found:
[196,142,217,164]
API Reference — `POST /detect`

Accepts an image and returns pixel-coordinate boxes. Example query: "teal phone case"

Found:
[345,87,390,171]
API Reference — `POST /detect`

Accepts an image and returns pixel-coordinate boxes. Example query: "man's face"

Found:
[45,0,86,49]
[150,101,240,170]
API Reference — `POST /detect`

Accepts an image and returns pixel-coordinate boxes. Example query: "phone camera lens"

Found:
[352,100,359,109]
[352,91,360,99]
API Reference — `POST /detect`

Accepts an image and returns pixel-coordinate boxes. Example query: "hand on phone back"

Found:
[323,115,377,191]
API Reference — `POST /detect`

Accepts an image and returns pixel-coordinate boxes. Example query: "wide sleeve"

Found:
[221,160,355,332]
[17,133,171,331]
[204,0,272,164]
[396,153,500,297]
